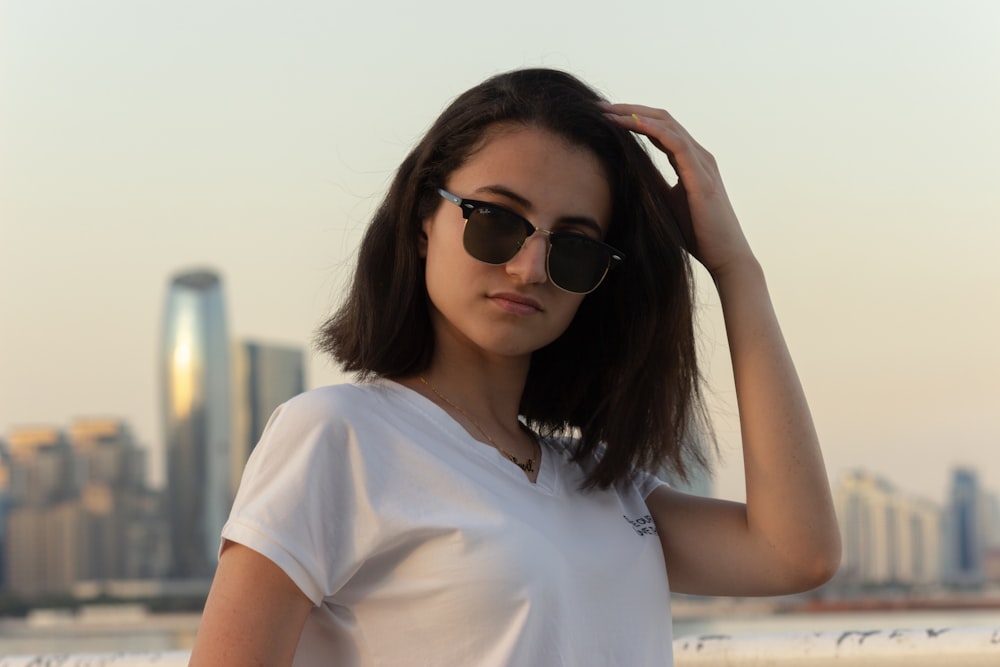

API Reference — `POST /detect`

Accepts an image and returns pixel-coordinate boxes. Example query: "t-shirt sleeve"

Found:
[634,468,668,498]
[222,389,374,606]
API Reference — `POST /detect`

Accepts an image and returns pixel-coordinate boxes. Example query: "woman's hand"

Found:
[601,102,754,279]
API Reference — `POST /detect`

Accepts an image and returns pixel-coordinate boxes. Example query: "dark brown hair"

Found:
[317,68,710,489]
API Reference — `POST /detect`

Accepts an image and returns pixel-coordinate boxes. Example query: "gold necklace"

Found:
[418,376,537,474]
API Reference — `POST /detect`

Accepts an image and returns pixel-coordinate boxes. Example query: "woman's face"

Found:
[420,124,612,363]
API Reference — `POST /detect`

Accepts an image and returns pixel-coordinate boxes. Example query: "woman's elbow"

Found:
[790,533,842,592]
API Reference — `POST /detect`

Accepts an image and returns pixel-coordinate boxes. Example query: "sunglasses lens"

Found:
[463,207,528,264]
[459,202,614,294]
[548,235,610,293]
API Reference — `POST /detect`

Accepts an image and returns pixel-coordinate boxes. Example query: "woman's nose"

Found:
[504,233,549,286]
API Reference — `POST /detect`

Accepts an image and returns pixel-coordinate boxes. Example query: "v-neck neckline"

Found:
[376,378,557,493]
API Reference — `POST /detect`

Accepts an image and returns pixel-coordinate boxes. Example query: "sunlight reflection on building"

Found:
[161,269,230,579]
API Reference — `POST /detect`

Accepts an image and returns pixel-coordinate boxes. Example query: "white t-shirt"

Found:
[222,379,674,666]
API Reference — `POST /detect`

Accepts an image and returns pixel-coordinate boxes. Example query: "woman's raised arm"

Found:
[603,102,841,596]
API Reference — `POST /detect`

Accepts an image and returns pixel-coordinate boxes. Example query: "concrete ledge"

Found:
[674,626,1000,666]
[0,652,190,666]
[5,627,1000,666]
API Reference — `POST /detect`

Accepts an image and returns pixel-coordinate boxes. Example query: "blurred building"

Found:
[2,427,79,597]
[0,438,12,589]
[2,420,168,598]
[945,467,987,586]
[834,470,942,586]
[230,340,305,498]
[162,269,231,579]
[70,419,170,582]
[5,427,76,505]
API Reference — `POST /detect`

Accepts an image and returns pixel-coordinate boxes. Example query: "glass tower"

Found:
[948,467,984,586]
[162,269,231,578]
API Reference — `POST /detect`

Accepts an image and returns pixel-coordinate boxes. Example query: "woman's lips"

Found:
[488,292,544,315]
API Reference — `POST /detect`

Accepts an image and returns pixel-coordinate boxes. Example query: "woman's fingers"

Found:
[598,101,692,149]
[599,101,675,121]
[601,101,715,185]
[600,99,750,275]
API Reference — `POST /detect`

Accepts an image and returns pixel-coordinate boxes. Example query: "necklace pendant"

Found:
[505,451,535,475]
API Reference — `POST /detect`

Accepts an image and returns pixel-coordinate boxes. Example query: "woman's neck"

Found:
[407,357,528,428]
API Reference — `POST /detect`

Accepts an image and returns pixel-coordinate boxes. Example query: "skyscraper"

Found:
[230,340,305,498]
[162,269,231,579]
[947,467,985,586]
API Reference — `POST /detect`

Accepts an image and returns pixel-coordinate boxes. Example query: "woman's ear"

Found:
[418,218,431,258]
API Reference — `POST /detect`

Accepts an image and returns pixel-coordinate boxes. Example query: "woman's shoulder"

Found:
[271,379,397,424]
[241,380,409,480]
[247,380,402,457]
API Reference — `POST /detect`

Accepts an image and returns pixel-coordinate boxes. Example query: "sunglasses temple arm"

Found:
[437,188,463,206]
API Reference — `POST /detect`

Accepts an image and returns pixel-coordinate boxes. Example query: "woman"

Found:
[190,68,841,665]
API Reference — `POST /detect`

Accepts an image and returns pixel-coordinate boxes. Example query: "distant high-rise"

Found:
[162,269,231,579]
[834,470,942,586]
[2,427,76,596]
[230,340,305,498]
[947,467,985,586]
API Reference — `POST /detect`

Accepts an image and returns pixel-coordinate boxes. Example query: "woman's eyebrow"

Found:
[473,184,533,209]
[472,184,604,236]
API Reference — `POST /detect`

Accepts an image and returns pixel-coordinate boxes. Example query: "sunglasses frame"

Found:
[437,188,625,294]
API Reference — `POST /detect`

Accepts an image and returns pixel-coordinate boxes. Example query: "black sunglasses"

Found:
[437,189,624,294]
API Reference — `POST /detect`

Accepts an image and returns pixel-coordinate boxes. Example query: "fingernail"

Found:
[631,113,642,122]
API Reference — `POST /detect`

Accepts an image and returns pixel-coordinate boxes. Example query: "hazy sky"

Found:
[2,0,998,502]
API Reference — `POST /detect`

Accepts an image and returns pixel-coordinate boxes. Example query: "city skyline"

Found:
[6,418,997,597]
[0,267,309,590]
[2,1,998,505]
